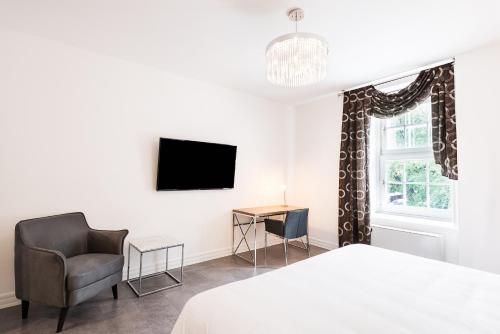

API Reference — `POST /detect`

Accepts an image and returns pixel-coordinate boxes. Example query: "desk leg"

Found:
[232,213,235,255]
[233,213,257,265]
[253,215,257,268]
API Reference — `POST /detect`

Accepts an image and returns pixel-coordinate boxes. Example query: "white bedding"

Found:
[171,245,500,334]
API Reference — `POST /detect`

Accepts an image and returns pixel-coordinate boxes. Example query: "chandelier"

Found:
[266,8,329,87]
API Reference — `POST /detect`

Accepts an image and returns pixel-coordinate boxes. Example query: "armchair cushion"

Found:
[88,229,128,255]
[66,253,124,291]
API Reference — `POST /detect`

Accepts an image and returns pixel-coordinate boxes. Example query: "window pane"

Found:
[385,127,405,149]
[387,114,405,127]
[383,103,432,152]
[387,160,403,182]
[430,185,450,209]
[429,163,448,184]
[408,108,428,125]
[379,98,452,217]
[409,125,429,148]
[386,184,403,205]
[406,160,426,182]
[406,184,427,207]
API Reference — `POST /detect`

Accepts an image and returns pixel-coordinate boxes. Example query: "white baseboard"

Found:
[0,292,20,309]
[309,236,337,250]
[125,236,334,280]
[125,246,233,279]
[125,238,284,279]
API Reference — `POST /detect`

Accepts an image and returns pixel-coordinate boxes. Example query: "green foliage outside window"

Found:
[408,109,428,125]
[385,108,430,149]
[429,163,448,183]
[386,159,450,209]
[405,160,426,182]
[430,186,450,209]
[412,126,428,147]
[387,161,403,182]
[406,184,427,207]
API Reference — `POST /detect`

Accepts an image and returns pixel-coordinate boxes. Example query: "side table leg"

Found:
[139,252,143,296]
[181,244,184,282]
[165,247,169,271]
[127,244,131,282]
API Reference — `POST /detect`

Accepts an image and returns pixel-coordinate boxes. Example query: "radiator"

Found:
[371,224,444,261]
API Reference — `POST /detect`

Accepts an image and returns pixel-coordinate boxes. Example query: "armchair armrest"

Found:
[88,229,129,255]
[15,246,67,307]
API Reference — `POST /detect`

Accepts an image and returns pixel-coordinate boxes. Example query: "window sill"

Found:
[372,212,457,233]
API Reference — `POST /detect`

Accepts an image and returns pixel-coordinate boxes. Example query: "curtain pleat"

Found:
[338,92,372,247]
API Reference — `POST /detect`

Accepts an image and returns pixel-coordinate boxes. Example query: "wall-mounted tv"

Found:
[156,138,237,191]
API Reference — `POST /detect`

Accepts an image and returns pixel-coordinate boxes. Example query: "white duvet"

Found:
[172,244,500,334]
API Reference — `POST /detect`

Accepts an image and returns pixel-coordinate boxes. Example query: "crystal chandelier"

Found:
[266,8,329,87]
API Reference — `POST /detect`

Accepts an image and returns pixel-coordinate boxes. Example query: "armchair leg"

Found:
[56,307,69,333]
[21,300,29,319]
[112,284,118,299]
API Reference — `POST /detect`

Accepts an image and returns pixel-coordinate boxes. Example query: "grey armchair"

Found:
[15,212,128,332]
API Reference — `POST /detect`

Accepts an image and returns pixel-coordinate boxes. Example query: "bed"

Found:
[171,244,500,334]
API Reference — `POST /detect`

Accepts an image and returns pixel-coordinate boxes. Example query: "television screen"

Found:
[156,138,237,191]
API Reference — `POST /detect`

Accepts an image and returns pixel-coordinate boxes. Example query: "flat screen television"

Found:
[156,138,237,191]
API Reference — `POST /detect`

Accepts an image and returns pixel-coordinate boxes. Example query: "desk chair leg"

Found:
[264,232,268,264]
[306,234,311,257]
[283,238,288,265]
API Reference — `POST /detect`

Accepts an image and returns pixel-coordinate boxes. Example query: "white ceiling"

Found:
[1,0,500,104]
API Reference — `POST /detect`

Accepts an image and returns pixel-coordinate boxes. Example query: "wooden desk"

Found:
[233,205,305,217]
[232,205,306,266]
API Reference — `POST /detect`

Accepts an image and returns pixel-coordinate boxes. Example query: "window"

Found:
[373,97,454,221]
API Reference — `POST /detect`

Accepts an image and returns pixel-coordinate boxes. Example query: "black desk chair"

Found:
[264,208,309,265]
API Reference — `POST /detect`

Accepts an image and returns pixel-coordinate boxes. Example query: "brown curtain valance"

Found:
[338,63,457,247]
[360,65,450,118]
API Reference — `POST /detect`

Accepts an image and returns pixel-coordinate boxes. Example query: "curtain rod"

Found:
[336,57,455,96]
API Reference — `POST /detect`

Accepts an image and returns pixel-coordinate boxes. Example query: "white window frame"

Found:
[372,100,455,223]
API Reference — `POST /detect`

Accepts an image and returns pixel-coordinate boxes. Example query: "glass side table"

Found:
[126,236,184,297]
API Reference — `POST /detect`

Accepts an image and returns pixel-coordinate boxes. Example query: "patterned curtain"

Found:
[338,63,457,247]
[338,94,372,247]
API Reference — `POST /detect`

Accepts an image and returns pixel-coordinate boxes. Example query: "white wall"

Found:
[0,28,293,304]
[3,26,500,311]
[455,42,500,274]
[290,41,500,273]
[289,95,344,249]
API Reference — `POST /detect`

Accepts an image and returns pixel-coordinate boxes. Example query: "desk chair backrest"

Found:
[284,209,309,239]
